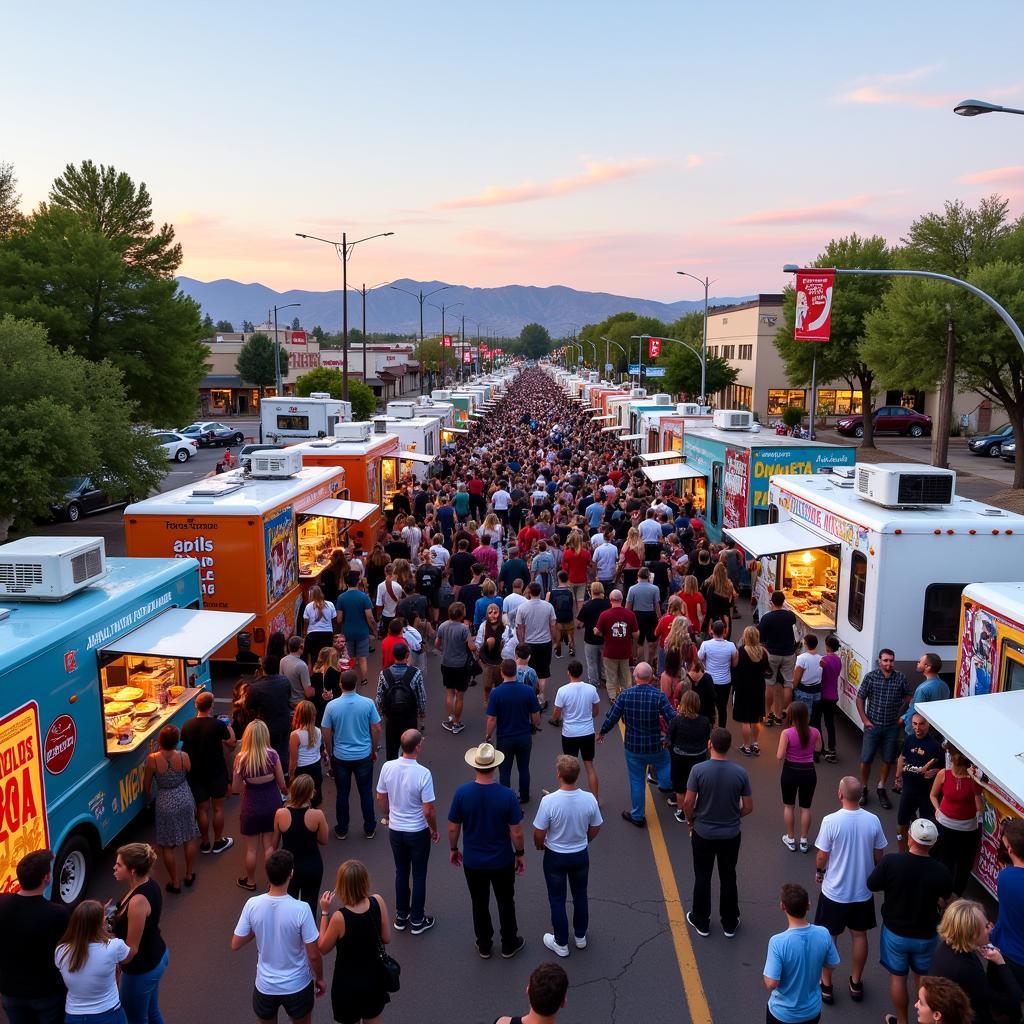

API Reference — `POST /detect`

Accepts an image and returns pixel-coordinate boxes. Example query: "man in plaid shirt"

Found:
[598,662,676,827]
[856,649,912,810]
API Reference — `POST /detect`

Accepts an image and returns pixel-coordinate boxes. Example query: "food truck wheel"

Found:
[53,833,94,905]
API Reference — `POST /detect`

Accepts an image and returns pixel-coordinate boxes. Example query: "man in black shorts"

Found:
[550,660,601,802]
[893,712,943,852]
[514,582,557,709]
[181,690,236,854]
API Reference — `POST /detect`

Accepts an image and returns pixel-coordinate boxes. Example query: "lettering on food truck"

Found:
[777,493,867,551]
[86,591,175,650]
[118,762,148,814]
[0,704,49,892]
[172,536,217,596]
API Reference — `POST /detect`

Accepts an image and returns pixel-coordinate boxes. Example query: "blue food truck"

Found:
[0,536,252,903]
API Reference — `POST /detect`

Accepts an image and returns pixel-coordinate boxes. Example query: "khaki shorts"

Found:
[603,657,632,700]
[571,583,588,604]
[767,652,796,687]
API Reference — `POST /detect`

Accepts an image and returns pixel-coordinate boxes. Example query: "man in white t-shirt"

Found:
[502,579,528,627]
[697,620,739,729]
[532,754,603,958]
[792,634,824,716]
[551,660,601,802]
[375,564,405,631]
[429,541,450,570]
[592,534,619,589]
[491,484,511,520]
[376,729,439,935]
[813,776,887,1005]
[231,849,324,1024]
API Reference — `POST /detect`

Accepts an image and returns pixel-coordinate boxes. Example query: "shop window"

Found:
[922,583,967,645]
[767,389,808,416]
[815,389,863,416]
[710,463,722,527]
[848,551,867,631]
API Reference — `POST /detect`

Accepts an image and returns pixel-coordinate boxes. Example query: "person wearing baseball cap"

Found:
[868,818,953,1024]
[447,743,527,960]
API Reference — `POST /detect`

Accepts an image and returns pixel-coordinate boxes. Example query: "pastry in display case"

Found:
[298,514,342,579]
[779,548,839,626]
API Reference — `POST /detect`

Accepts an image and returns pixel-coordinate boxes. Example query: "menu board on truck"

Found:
[264,505,297,606]
[0,702,50,893]
[724,448,749,530]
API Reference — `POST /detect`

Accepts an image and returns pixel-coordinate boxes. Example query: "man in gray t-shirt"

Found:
[683,727,753,936]
[626,569,662,666]
[281,637,313,710]
[514,584,558,705]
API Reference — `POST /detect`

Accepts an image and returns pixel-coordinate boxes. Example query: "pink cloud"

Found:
[437,158,658,210]
[724,194,882,226]
[958,165,1024,186]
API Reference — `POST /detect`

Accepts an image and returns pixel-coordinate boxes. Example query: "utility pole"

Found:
[932,309,956,468]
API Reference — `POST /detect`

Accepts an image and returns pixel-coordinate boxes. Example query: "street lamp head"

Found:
[782,264,800,274]
[953,98,1003,117]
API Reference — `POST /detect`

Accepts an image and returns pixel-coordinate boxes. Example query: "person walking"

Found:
[246,651,294,774]
[231,849,324,1024]
[448,743,527,960]
[683,727,753,938]
[930,746,984,896]
[668,690,711,822]
[532,755,603,958]
[894,712,943,852]
[486,659,542,805]
[992,819,1024,990]
[857,649,912,810]
[437,601,472,735]
[763,883,840,1024]
[335,579,377,688]
[548,570,577,659]
[813,776,888,1006]
[288,701,324,808]
[777,701,823,854]
[576,582,611,692]
[625,567,662,668]
[599,662,677,827]
[514,582,558,709]
[375,728,439,936]
[493,962,569,1024]
[550,660,601,802]
[375,643,426,760]
[594,590,639,702]
[867,818,953,1024]
[758,591,799,725]
[733,625,771,756]
[697,619,739,729]
[233,720,289,891]
[273,775,329,916]
[322,670,383,841]
[0,850,70,1024]
[181,690,235,855]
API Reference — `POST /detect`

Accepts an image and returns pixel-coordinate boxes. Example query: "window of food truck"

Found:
[777,547,839,627]
[710,463,723,526]
[99,609,254,755]
[1003,643,1024,692]
[297,513,344,579]
[380,456,399,509]
[848,551,867,631]
[277,414,309,431]
[922,583,968,645]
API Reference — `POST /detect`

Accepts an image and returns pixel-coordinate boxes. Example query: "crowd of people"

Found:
[2,367,1023,1024]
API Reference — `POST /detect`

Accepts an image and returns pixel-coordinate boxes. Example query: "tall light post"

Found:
[270,302,301,395]
[347,280,390,397]
[600,336,630,384]
[295,230,394,402]
[428,300,463,386]
[676,270,712,405]
[954,98,1024,117]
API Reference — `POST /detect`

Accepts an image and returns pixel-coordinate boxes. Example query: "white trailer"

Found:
[260,394,352,442]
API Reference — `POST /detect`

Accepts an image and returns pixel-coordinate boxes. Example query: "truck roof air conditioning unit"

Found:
[855,464,955,508]
[588,372,599,383]
[653,393,672,406]
[0,536,107,601]
[386,402,416,419]
[431,390,451,401]
[417,396,435,407]
[630,388,647,399]
[712,410,754,430]
[373,418,388,434]
[250,450,304,479]
[333,422,373,443]
[308,392,332,400]
[677,403,701,416]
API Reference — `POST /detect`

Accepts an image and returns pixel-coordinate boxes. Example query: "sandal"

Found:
[165,883,181,895]
[184,873,196,888]
[849,978,864,1002]
[820,982,834,1005]
[236,877,257,891]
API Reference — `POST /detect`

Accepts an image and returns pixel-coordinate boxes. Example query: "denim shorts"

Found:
[860,722,901,765]
[879,924,938,977]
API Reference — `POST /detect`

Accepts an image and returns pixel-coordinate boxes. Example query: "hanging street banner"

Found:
[793,270,835,342]
[645,367,667,378]
[628,363,641,375]
[442,335,454,347]
[462,351,473,364]
[648,336,663,359]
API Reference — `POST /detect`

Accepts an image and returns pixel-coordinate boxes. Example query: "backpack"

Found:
[549,587,574,623]
[381,667,416,717]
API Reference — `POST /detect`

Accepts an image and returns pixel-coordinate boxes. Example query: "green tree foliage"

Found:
[291,316,301,330]
[202,313,215,331]
[517,322,552,358]
[215,319,234,332]
[294,367,377,420]
[0,160,208,425]
[775,234,894,447]
[0,316,165,541]
[237,332,288,396]
[242,319,255,332]
[414,338,442,373]
[663,350,737,401]
[0,161,22,239]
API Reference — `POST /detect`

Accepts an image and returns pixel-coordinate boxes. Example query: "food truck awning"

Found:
[469,412,486,420]
[398,450,435,464]
[444,426,470,435]
[918,692,1024,806]
[304,498,379,523]
[641,450,684,464]
[102,609,255,661]
[592,414,614,422]
[620,433,645,442]
[600,424,627,433]
[722,520,829,558]
[642,463,706,483]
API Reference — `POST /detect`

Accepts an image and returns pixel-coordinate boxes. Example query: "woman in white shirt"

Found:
[302,586,337,667]
[697,619,739,729]
[55,900,132,1024]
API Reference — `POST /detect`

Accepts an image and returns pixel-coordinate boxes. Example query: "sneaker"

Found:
[799,838,810,854]
[859,789,870,807]
[666,794,678,807]
[646,771,659,785]
[686,911,710,937]
[476,942,492,959]
[211,837,234,854]
[723,918,740,938]
[554,646,563,658]
[751,743,760,756]
[393,916,409,931]
[574,934,587,949]
[452,722,466,735]
[441,718,455,732]
[501,936,526,959]
[333,827,348,840]
[568,646,576,657]
[674,809,687,824]
[410,916,435,935]
[199,841,212,854]
[823,749,837,763]
[543,933,569,958]
[782,834,797,852]
[876,788,893,810]
[739,745,753,757]
[363,830,376,840]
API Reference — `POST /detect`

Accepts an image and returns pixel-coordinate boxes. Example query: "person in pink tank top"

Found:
[776,701,822,853]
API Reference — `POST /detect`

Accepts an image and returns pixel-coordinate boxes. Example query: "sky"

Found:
[5,1,1024,302]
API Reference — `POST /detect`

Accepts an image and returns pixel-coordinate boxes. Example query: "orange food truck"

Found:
[124,458,351,659]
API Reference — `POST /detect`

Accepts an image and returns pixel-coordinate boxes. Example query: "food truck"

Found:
[125,459,347,659]
[260,394,352,442]
[651,406,712,453]
[372,401,441,458]
[0,536,253,901]
[431,389,473,427]
[724,466,1024,727]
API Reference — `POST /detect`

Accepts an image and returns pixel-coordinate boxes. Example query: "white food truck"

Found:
[260,394,353,442]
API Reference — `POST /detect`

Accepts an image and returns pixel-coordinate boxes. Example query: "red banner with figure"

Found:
[794,270,835,342]
[648,336,662,359]
[442,335,453,347]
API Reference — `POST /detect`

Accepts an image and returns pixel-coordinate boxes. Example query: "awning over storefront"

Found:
[722,520,830,558]
[642,462,705,483]
[303,499,379,523]
[101,609,255,661]
[200,374,245,389]
[399,450,435,464]
[443,427,470,436]
[640,450,684,464]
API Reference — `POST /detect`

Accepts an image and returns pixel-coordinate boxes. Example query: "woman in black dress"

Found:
[273,775,327,915]
[684,658,717,724]
[732,626,771,756]
[319,859,393,1024]
[310,646,341,723]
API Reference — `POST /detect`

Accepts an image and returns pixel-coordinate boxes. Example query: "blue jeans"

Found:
[2,992,65,1024]
[65,1009,126,1024]
[497,733,533,801]
[543,848,590,946]
[332,755,375,835]
[390,827,432,923]
[793,689,820,716]
[624,748,670,822]
[120,948,168,1024]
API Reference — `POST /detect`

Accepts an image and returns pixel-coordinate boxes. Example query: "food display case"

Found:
[778,547,839,628]
[297,513,343,581]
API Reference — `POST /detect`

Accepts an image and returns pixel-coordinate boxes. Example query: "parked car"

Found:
[237,443,283,469]
[968,423,1013,458]
[1001,438,1017,462]
[178,421,246,447]
[151,430,199,463]
[835,406,932,438]
[50,477,129,523]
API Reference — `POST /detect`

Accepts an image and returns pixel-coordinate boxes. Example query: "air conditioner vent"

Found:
[71,546,103,583]
[0,537,107,601]
[712,410,754,431]
[250,451,304,479]
[855,464,955,508]
[653,393,672,406]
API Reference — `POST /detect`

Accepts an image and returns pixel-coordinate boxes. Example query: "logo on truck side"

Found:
[44,715,77,775]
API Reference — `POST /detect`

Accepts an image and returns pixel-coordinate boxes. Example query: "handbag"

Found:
[371,898,401,992]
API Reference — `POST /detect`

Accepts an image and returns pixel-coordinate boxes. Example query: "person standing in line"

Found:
[375,728,439,936]
[697,619,739,729]
[288,701,324,808]
[592,530,619,596]
[902,654,950,735]
[576,582,611,692]
[816,635,842,762]
[302,587,338,677]
[548,570,577,659]
[758,591,799,725]
[625,567,662,668]
[273,775,329,916]
[231,850,324,1024]
[321,670,382,841]
[594,590,639,702]
[246,650,294,777]
[562,532,593,614]
[894,713,943,852]
[668,690,711,821]
[233,720,289,892]
[732,625,772,757]
[437,601,472,735]
[514,582,558,710]
[493,962,569,1024]
[181,690,236,855]
[335,578,377,688]
[867,818,953,1024]
[375,643,426,761]
[683,727,753,938]
[533,755,603,958]
[55,901,133,1024]
[486,659,542,805]
[992,819,1024,990]
[448,743,527,960]
[915,976,975,1024]
[777,701,823,854]
[791,635,824,720]
[498,546,531,597]
[375,563,405,639]
[929,746,984,896]
[857,649,913,810]
[550,660,601,803]
[0,850,70,1024]
[763,883,840,1024]
[813,776,888,1006]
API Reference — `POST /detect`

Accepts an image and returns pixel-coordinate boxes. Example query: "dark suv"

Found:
[836,406,932,438]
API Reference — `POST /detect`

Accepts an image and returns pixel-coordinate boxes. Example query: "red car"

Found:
[835,405,932,438]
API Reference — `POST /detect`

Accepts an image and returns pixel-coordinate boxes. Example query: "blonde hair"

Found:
[565,531,581,554]
[742,626,764,662]
[679,689,701,718]
[710,562,732,598]
[309,584,326,618]
[336,859,370,906]
[313,646,339,675]
[590,581,605,598]
[937,899,986,953]
[482,513,499,534]
[665,617,693,654]
[240,719,273,777]
[683,575,699,595]
[624,527,642,552]
[116,842,157,876]
[666,595,683,616]
[292,701,318,749]
[482,579,496,596]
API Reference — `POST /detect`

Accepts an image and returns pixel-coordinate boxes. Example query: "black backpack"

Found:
[381,667,416,717]
[549,587,574,623]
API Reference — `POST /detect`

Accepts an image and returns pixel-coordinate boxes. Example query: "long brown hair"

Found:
[741,625,764,662]
[709,562,733,598]
[58,900,109,973]
[292,701,318,749]
[309,585,327,620]
[787,699,810,747]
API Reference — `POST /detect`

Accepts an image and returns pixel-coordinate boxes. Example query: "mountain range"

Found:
[176,277,753,337]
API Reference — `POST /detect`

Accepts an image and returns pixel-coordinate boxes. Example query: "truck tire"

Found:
[53,832,94,906]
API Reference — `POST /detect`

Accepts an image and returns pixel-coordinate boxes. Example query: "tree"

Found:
[413,338,442,373]
[242,319,255,333]
[0,161,22,239]
[237,332,288,397]
[775,234,894,447]
[518,322,552,358]
[215,319,234,332]
[291,316,301,331]
[294,367,377,420]
[663,350,737,401]
[202,313,215,331]
[0,316,166,541]
[311,325,325,341]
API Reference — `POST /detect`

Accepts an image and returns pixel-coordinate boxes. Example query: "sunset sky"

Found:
[6,1,1024,300]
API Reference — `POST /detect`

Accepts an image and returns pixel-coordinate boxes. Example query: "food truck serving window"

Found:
[777,547,839,627]
[99,609,254,755]
[922,583,968,645]
[277,414,309,431]
[381,456,398,510]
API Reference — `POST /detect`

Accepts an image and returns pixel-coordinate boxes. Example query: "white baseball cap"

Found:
[910,818,939,847]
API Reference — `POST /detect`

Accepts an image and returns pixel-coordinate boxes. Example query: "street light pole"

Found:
[954,98,1024,117]
[270,302,301,395]
[600,336,630,384]
[677,271,712,405]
